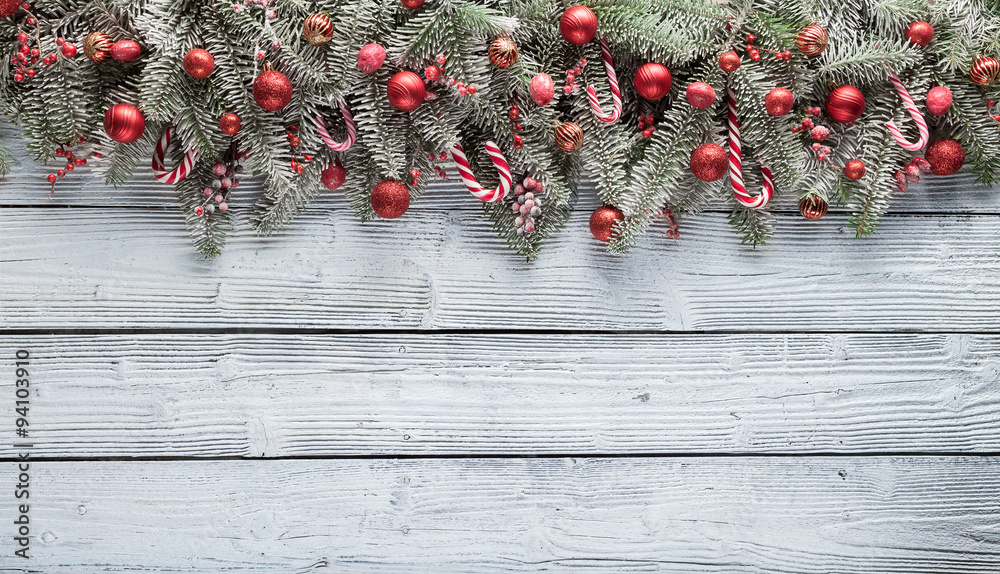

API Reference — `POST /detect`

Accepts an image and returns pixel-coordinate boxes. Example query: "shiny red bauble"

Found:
[110,40,142,62]
[555,121,585,152]
[718,51,741,73]
[219,113,241,136]
[926,138,965,176]
[970,55,1000,88]
[765,87,794,116]
[530,73,554,106]
[103,103,145,144]
[796,24,828,56]
[686,82,716,109]
[253,69,293,111]
[825,85,865,124]
[589,205,625,242]
[926,86,953,116]
[302,13,334,45]
[843,159,866,180]
[183,48,215,79]
[387,71,425,112]
[357,43,385,74]
[322,159,347,191]
[634,62,671,101]
[83,32,113,62]
[488,37,518,69]
[560,5,598,46]
[798,195,828,220]
[905,21,934,47]
[371,180,410,219]
[690,142,728,182]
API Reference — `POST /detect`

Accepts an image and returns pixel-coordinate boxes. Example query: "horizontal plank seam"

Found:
[5,328,1000,336]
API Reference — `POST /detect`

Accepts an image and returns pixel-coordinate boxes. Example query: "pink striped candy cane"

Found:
[727,85,773,209]
[450,141,512,202]
[315,100,357,152]
[151,126,200,185]
[885,71,928,152]
[586,38,622,123]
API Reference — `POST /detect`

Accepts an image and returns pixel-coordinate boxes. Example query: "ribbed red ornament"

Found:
[905,21,934,47]
[103,103,146,144]
[765,87,794,116]
[798,195,828,220]
[488,37,518,68]
[926,139,965,176]
[971,55,1000,88]
[357,43,385,73]
[371,180,410,219]
[825,85,865,124]
[634,63,672,101]
[183,48,215,79]
[387,71,425,112]
[690,143,727,182]
[302,13,334,45]
[843,159,866,180]
[110,40,142,62]
[253,69,293,112]
[796,24,828,56]
[322,159,347,191]
[0,0,18,18]
[554,122,584,152]
[219,113,241,136]
[559,5,598,46]
[589,205,624,242]
[926,86,953,116]
[83,32,114,62]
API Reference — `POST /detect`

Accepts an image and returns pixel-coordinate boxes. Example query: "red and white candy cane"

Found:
[315,100,357,152]
[151,126,200,185]
[727,85,773,209]
[585,38,622,123]
[450,141,512,203]
[885,71,928,152]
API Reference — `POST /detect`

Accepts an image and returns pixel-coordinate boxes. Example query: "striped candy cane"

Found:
[885,71,928,152]
[315,100,357,152]
[585,38,622,123]
[450,141,512,202]
[727,85,773,209]
[151,126,200,185]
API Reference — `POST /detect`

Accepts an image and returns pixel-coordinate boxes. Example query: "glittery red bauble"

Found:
[322,159,347,191]
[83,32,113,62]
[219,113,241,136]
[103,103,145,144]
[387,71,425,112]
[690,142,727,182]
[554,121,584,153]
[765,87,794,116]
[796,24,828,56]
[843,159,866,180]
[110,40,142,62]
[905,21,934,47]
[798,195,828,220]
[488,37,518,68]
[371,180,410,219]
[253,69,293,112]
[0,0,18,18]
[400,0,424,8]
[303,13,334,45]
[970,55,1000,88]
[718,51,741,73]
[926,86,953,116]
[825,85,865,124]
[686,82,716,109]
[589,205,624,242]
[634,63,671,101]
[357,43,386,73]
[530,73,554,106]
[560,5,598,46]
[183,48,214,79]
[926,138,965,176]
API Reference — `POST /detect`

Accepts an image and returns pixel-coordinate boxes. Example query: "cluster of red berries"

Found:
[790,107,823,134]
[426,151,449,179]
[510,177,543,236]
[562,57,588,95]
[894,157,931,193]
[284,125,312,174]
[425,55,477,99]
[195,150,245,215]
[637,113,657,139]
[743,34,792,62]
[508,99,526,148]
[44,137,98,193]
[987,100,1000,123]
[407,168,421,187]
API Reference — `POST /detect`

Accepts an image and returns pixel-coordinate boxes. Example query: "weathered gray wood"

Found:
[2,457,998,572]
[1,334,997,458]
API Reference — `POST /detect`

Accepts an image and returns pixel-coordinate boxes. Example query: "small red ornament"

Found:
[589,205,625,242]
[400,0,424,8]
[686,82,716,109]
[371,180,410,219]
[765,87,794,116]
[634,62,671,101]
[488,37,518,68]
[110,40,142,62]
[357,43,386,73]
[554,121,584,153]
[926,86,953,116]
[387,71,425,112]
[530,73,554,106]
[219,113,241,136]
[322,159,347,191]
[0,0,17,17]
[689,142,727,182]
[61,42,77,58]
[926,138,965,176]
[83,32,113,62]
[103,103,145,144]
[303,13,334,45]
[798,194,828,220]
[971,55,1000,88]
[253,68,293,111]
[796,24,828,56]
[718,51,741,73]
[560,5,598,46]
[825,85,865,124]
[905,21,934,47]
[183,48,214,79]
[425,65,440,80]
[843,159,866,180]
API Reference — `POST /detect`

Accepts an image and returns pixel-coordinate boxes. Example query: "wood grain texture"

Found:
[1,457,998,573]
[1,334,997,458]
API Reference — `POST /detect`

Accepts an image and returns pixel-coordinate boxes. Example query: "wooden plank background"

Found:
[1,122,999,571]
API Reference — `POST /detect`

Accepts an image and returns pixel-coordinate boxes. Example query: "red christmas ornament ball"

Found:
[926,86,953,116]
[825,85,865,124]
[798,194,828,220]
[765,87,794,116]
[796,24,828,56]
[322,159,347,191]
[718,51,741,73]
[219,113,241,136]
[488,37,518,69]
[302,13,334,45]
[686,82,717,109]
[926,138,965,176]
[183,48,215,79]
[690,142,728,182]
[387,71,425,112]
[530,73,555,106]
[0,0,18,18]
[400,0,424,8]
[357,42,386,74]
[560,5,598,46]
[103,103,145,144]
[589,205,625,242]
[371,180,410,219]
[843,159,866,180]
[253,69,293,111]
[970,55,1000,88]
[634,62,672,101]
[905,21,934,47]
[555,121,585,153]
[83,32,114,62]
[110,40,142,62]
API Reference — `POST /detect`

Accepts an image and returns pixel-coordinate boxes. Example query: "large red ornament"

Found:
[690,143,727,182]
[110,40,142,62]
[798,195,828,220]
[905,21,934,47]
[253,69,293,111]
[0,0,18,18]
[718,51,741,73]
[183,48,215,79]
[83,32,113,62]
[357,43,385,73]
[554,122,584,152]
[971,55,1000,88]
[589,205,624,242]
[302,13,334,45]
[686,82,716,109]
[219,113,241,136]
[634,63,671,101]
[560,5,598,46]
[488,37,518,68]
[530,73,554,106]
[765,87,794,116]
[387,71,425,112]
[926,86,953,116]
[825,85,865,124]
[926,138,965,176]
[371,180,410,219]
[103,103,145,144]
[843,159,866,180]
[400,0,424,8]
[796,24,828,56]
[322,159,347,191]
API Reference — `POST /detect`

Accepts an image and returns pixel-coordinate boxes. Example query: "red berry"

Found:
[993,114,1000,121]
[74,158,85,166]
[747,34,755,42]
[55,37,65,46]
[65,163,74,171]
[642,128,653,139]
[26,17,34,25]
[14,73,23,82]
[817,153,827,161]
[26,68,34,78]
[20,2,28,9]
[436,54,446,66]
[57,169,65,177]
[513,135,523,149]
[439,152,447,160]
[467,85,476,94]
[55,148,64,156]
[409,178,418,186]
[46,174,56,183]
[60,43,77,58]
[17,33,28,44]
[195,206,204,215]
[92,152,102,158]
[409,169,420,178]
[989,100,996,107]
[64,150,73,159]
[638,119,646,130]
